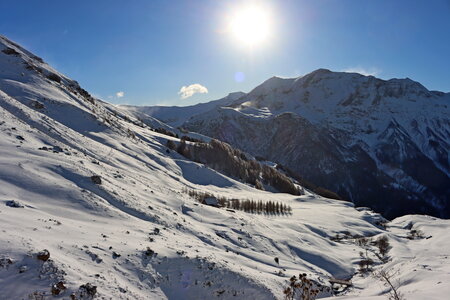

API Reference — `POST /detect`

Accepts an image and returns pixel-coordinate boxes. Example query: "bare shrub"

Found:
[356,237,372,247]
[358,251,374,273]
[283,273,322,300]
[375,270,405,300]
[375,236,391,260]
[407,229,425,240]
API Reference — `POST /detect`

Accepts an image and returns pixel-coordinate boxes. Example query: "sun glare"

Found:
[229,5,272,47]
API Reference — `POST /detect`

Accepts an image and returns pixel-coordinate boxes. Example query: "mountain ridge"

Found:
[127,68,450,219]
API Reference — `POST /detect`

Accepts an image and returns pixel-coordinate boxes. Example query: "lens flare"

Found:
[229,5,272,47]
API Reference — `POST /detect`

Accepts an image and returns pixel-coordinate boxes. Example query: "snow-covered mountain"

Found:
[129,69,450,219]
[123,91,245,128]
[1,35,450,300]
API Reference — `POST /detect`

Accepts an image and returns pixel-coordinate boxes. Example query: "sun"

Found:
[229,5,272,47]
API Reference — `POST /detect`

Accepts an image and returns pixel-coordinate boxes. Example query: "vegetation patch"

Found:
[283,273,329,300]
[173,139,302,195]
[46,72,61,83]
[183,188,292,215]
[155,127,179,138]
[2,47,19,55]
[276,164,342,200]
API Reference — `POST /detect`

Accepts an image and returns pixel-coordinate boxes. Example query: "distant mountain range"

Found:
[126,69,450,219]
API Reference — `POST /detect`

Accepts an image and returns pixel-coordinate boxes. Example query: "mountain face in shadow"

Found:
[131,69,450,219]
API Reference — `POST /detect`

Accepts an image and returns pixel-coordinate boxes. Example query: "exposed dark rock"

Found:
[78,283,97,298]
[46,72,61,83]
[5,200,24,208]
[51,281,66,295]
[36,249,50,262]
[91,175,102,184]
[0,257,14,268]
[2,47,19,55]
[30,100,45,109]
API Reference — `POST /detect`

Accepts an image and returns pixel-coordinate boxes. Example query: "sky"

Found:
[1,0,449,106]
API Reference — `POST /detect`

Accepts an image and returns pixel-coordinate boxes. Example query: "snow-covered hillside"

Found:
[1,35,449,300]
[123,91,245,128]
[128,69,450,219]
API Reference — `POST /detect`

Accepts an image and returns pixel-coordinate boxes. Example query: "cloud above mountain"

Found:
[178,84,208,99]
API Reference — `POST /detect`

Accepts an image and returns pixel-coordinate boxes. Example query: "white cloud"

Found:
[178,84,208,99]
[116,91,124,98]
[342,67,381,77]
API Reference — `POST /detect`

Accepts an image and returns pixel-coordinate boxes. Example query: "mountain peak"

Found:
[308,68,332,75]
[226,91,246,100]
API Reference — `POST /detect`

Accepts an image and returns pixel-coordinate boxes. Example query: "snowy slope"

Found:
[1,35,449,300]
[123,91,245,128]
[129,69,450,219]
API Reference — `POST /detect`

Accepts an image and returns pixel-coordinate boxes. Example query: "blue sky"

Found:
[1,0,449,106]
